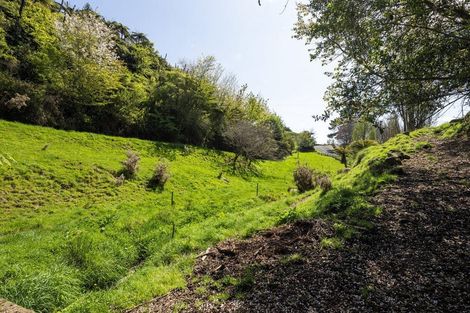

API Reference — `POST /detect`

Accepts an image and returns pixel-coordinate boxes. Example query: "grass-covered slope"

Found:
[291,119,467,247]
[132,119,469,312]
[0,120,342,312]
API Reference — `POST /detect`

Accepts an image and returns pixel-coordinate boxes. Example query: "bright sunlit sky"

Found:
[68,0,465,143]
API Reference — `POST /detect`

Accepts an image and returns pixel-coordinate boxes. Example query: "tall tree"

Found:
[224,120,278,168]
[295,0,470,131]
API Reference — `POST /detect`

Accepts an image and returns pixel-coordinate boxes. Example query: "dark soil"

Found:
[131,137,470,313]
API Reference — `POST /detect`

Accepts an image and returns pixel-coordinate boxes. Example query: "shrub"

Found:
[317,175,332,193]
[277,208,298,225]
[297,131,316,152]
[121,150,140,179]
[317,188,358,214]
[293,165,315,193]
[148,162,170,190]
[4,93,30,110]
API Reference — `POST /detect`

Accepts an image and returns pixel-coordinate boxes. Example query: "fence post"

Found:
[256,183,259,197]
[171,191,175,206]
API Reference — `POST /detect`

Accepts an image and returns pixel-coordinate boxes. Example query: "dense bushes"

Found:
[349,140,378,155]
[293,165,333,193]
[297,131,316,152]
[0,1,296,160]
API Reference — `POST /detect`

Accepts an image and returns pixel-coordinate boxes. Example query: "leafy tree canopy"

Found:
[295,0,470,131]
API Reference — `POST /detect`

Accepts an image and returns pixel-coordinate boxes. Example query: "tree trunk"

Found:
[18,0,27,19]
[232,154,239,170]
[341,152,348,167]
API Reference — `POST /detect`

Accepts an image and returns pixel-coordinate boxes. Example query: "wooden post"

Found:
[256,183,259,197]
[171,192,175,206]
[171,222,176,239]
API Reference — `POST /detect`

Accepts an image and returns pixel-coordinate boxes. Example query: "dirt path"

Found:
[0,299,34,313]
[131,137,470,313]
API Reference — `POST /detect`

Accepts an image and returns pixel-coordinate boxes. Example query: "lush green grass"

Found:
[0,120,343,312]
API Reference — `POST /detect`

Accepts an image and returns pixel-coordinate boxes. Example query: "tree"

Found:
[328,120,354,146]
[381,114,402,142]
[0,1,289,150]
[297,131,316,152]
[352,121,377,141]
[18,0,26,20]
[145,69,218,145]
[224,120,277,169]
[334,146,349,167]
[295,0,470,131]
[52,10,123,110]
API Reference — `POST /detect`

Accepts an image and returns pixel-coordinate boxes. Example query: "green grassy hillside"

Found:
[0,120,342,312]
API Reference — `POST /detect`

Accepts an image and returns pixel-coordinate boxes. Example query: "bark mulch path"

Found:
[131,137,470,313]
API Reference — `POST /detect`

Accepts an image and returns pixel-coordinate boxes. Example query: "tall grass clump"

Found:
[64,231,129,290]
[0,265,81,313]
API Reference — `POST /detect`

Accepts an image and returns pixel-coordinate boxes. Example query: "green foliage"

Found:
[0,1,298,152]
[280,253,303,265]
[277,208,299,225]
[415,141,433,150]
[348,139,379,155]
[297,131,316,152]
[313,121,464,247]
[0,265,82,313]
[145,69,218,145]
[296,0,469,131]
[352,121,377,141]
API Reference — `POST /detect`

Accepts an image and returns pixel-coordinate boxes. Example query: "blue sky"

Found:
[68,0,333,142]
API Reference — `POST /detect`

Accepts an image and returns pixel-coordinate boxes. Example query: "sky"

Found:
[67,0,334,143]
[67,0,466,143]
